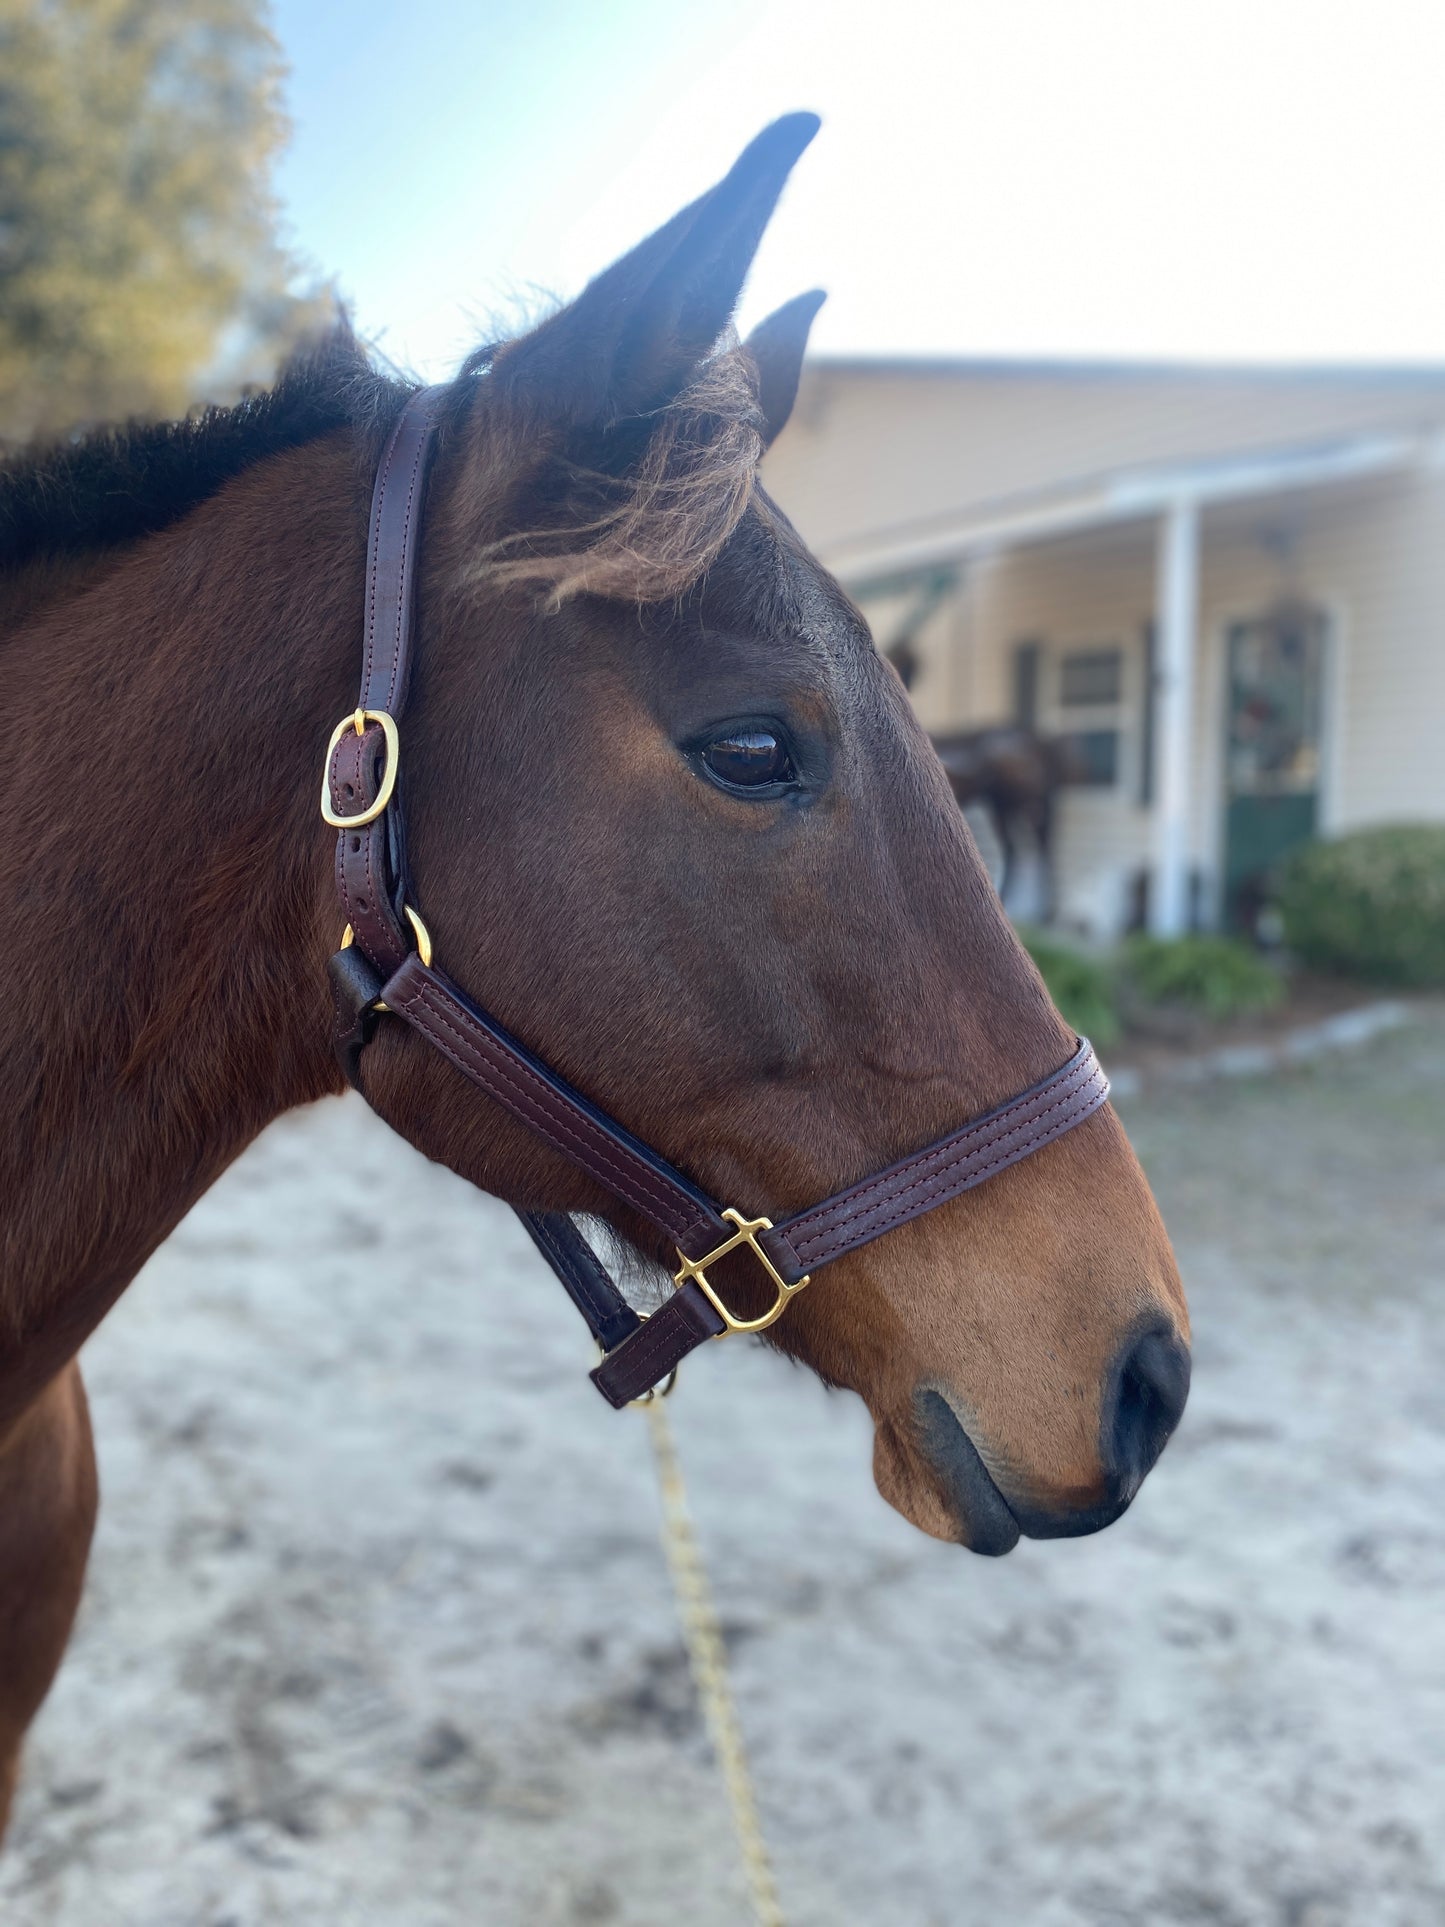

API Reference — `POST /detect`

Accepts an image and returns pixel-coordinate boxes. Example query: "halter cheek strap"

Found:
[324,389,1110,1407]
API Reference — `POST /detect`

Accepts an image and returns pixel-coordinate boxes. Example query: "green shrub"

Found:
[1122,933,1284,1019]
[1277,824,1445,986]
[1019,928,1120,1046]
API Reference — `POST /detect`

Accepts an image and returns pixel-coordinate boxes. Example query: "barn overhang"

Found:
[827,429,1438,937]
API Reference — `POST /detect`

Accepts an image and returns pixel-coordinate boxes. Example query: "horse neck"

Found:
[0,431,367,1424]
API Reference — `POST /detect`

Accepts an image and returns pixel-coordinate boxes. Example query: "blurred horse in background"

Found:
[930,727,1083,922]
[887,637,1081,919]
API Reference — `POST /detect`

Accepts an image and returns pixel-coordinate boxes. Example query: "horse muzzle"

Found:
[913,1322,1192,1555]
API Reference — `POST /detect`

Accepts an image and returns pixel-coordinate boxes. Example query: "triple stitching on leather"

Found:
[813,1044,1095,1218]
[778,1049,1103,1258]
[786,1060,1105,1260]
[783,1058,1107,1263]
[801,1087,1107,1259]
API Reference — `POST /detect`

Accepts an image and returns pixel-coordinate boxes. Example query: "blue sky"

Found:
[270,0,1445,379]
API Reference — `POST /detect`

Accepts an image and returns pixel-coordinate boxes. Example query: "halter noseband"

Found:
[323,388,1109,1407]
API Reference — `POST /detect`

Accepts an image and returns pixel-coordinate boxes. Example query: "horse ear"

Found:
[492,113,820,430]
[743,289,826,447]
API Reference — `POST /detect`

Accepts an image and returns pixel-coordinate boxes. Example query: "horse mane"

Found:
[0,326,404,571]
[0,321,765,607]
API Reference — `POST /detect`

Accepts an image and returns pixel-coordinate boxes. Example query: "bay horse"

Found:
[0,115,1189,1837]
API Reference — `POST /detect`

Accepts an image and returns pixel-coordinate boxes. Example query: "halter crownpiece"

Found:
[323,389,1110,1407]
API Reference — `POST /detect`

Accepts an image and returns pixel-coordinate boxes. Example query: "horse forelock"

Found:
[459,341,766,611]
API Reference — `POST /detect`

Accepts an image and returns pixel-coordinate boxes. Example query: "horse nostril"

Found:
[1106,1327,1191,1493]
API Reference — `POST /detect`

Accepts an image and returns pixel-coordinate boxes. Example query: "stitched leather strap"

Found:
[761,1038,1108,1280]
[330,733,410,971]
[328,389,448,976]
[590,1283,726,1408]
[358,388,446,715]
[380,954,732,1257]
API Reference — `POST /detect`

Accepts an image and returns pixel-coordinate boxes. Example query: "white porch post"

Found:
[1150,497,1200,936]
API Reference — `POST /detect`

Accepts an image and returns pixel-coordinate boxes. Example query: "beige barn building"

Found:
[763,359,1445,938]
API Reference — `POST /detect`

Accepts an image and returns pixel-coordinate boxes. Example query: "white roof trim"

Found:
[831,429,1434,588]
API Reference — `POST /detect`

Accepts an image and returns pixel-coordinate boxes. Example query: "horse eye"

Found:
[699,729,796,792]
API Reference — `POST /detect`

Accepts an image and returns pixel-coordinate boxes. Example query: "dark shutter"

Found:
[1012,640,1041,729]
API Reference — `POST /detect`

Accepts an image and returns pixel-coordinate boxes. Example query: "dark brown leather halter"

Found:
[324,388,1109,1407]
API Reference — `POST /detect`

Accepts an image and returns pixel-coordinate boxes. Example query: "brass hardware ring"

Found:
[628,1366,678,1407]
[340,905,433,1013]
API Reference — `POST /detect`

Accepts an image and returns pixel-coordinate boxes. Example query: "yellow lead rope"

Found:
[645,1397,786,1927]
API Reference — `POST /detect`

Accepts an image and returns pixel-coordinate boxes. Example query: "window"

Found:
[1054,645,1127,790]
[1068,728,1120,787]
[1059,647,1123,706]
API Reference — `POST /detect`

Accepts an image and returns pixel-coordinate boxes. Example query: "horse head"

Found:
[349,116,1190,1552]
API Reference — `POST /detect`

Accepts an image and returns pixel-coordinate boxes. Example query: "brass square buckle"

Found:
[321,708,400,829]
[674,1209,811,1336]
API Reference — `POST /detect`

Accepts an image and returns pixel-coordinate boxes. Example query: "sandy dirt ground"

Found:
[3,1011,1444,1927]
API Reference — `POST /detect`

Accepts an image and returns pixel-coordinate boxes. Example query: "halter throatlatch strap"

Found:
[327,388,1111,1409]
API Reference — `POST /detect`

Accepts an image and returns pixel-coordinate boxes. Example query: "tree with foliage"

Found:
[0,0,320,445]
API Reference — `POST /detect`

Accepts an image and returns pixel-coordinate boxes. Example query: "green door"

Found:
[1224,606,1325,930]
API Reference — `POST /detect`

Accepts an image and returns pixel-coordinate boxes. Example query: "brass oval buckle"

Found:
[674,1209,811,1336]
[321,708,400,828]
